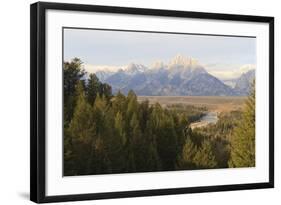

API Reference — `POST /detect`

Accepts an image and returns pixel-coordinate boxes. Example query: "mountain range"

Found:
[93,55,255,96]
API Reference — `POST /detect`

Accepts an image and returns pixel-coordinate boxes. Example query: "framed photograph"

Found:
[30,2,274,203]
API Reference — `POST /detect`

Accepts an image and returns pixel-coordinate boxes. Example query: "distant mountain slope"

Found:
[222,79,237,88]
[234,70,255,95]
[90,55,254,96]
[181,73,237,96]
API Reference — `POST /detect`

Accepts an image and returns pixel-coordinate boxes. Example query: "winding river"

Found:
[190,112,218,129]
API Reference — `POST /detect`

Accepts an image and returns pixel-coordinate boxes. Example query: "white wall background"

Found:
[0,0,279,204]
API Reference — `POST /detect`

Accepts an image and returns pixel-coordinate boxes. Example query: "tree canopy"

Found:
[63,58,256,176]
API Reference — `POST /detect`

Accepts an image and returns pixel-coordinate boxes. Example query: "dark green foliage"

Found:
[86,73,100,105]
[193,140,217,169]
[87,73,112,105]
[63,58,86,124]
[192,111,242,168]
[63,58,112,126]
[178,137,197,169]
[229,82,255,167]
[64,84,193,175]
[63,58,85,100]
[65,82,95,175]
[63,58,255,176]
[156,114,178,170]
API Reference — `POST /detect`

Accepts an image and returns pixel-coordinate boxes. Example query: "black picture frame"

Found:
[30,1,274,203]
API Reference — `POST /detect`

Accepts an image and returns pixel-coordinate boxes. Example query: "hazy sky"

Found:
[64,28,256,79]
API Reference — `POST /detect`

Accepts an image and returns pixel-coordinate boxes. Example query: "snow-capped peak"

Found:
[168,54,199,68]
[85,55,203,75]
[125,63,148,74]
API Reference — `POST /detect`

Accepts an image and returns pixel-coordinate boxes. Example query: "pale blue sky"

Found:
[63,28,256,79]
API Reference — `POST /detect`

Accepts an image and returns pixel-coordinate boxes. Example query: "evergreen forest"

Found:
[64,58,255,176]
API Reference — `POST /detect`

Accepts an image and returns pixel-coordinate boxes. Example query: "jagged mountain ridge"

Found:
[234,69,255,95]
[94,55,254,96]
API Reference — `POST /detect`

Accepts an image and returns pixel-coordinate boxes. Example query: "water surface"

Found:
[190,112,218,129]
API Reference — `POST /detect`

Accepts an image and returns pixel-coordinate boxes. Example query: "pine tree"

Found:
[86,73,100,105]
[63,128,75,176]
[98,108,127,174]
[66,82,96,175]
[93,94,108,133]
[111,91,127,114]
[174,113,189,157]
[149,104,178,170]
[145,141,161,171]
[63,58,86,124]
[139,100,150,132]
[68,82,95,143]
[179,138,197,169]
[114,111,126,146]
[63,58,85,99]
[229,82,255,167]
[126,90,138,120]
[92,136,111,174]
[130,113,146,171]
[158,116,178,170]
[91,94,113,173]
[194,140,217,169]
[99,83,112,100]
[143,112,162,171]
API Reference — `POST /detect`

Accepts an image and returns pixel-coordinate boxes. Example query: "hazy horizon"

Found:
[64,28,256,80]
